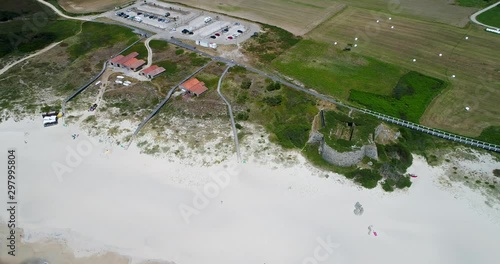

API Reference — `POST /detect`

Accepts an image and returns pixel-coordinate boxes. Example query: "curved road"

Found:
[216,65,241,162]
[470,1,500,29]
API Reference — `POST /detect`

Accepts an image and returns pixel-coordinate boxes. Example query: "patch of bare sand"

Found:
[57,0,132,13]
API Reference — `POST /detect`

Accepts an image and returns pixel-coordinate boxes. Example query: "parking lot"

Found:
[106,0,259,45]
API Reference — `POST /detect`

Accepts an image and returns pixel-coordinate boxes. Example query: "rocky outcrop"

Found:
[308,132,378,167]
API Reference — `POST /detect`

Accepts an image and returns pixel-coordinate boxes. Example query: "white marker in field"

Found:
[389,17,392,20]
[376,20,380,23]
[391,26,394,29]
[412,59,416,62]
[465,36,469,40]
[465,106,470,111]
[334,42,337,45]
[355,37,358,41]
[354,44,358,47]
[451,74,456,78]
[439,53,443,57]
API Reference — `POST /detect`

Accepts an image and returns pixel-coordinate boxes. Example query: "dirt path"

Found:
[470,1,500,29]
[35,0,95,21]
[0,41,62,76]
[144,35,159,68]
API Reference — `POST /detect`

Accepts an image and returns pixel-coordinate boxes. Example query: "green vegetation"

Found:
[345,169,382,189]
[273,40,403,99]
[149,40,169,51]
[243,24,301,63]
[67,22,138,59]
[456,0,496,8]
[476,6,500,28]
[494,169,500,177]
[188,53,210,66]
[175,48,184,55]
[259,88,317,149]
[156,60,178,74]
[319,110,379,152]
[266,82,281,91]
[125,42,148,60]
[263,95,283,106]
[240,79,252,89]
[349,71,446,122]
[0,0,81,58]
[477,126,500,145]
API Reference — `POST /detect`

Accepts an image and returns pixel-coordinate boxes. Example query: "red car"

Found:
[228,36,233,40]
[215,33,220,36]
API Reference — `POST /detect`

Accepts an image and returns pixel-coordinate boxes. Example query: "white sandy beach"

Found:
[1,117,500,264]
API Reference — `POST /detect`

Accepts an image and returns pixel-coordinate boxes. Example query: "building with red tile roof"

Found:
[140,65,166,79]
[180,78,208,96]
[108,52,145,71]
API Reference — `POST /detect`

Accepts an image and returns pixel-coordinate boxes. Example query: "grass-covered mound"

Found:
[349,71,446,122]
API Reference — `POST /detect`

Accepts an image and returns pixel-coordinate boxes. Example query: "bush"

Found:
[236,112,249,121]
[266,82,281,91]
[494,169,500,177]
[175,49,184,55]
[263,95,283,106]
[346,169,382,189]
[241,79,252,89]
[235,123,242,129]
[382,180,395,192]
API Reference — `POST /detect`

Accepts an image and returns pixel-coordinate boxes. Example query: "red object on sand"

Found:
[373,232,378,236]
[410,174,418,178]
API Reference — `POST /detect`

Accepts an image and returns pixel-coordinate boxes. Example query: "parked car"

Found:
[137,12,142,16]
[222,28,229,33]
[188,31,194,35]
[215,33,220,36]
[237,30,243,33]
[228,36,233,39]
[182,29,189,34]
[210,36,216,39]
[89,103,98,112]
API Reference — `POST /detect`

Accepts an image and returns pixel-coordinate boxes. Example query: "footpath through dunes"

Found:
[304,6,500,137]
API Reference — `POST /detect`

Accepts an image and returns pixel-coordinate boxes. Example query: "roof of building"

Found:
[181,78,208,95]
[123,58,146,69]
[141,65,159,75]
[147,67,165,77]
[110,55,124,63]
[116,52,139,65]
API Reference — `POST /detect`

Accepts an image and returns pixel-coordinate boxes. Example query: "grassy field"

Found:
[167,0,346,35]
[0,0,81,59]
[477,5,500,28]
[456,0,496,8]
[66,22,138,60]
[305,6,500,138]
[349,71,446,122]
[272,39,404,100]
[56,0,132,14]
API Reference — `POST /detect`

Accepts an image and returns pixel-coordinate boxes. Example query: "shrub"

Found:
[266,82,281,91]
[494,169,500,177]
[235,123,242,129]
[236,112,249,121]
[241,79,252,89]
[175,49,184,55]
[263,95,283,106]
[346,169,382,189]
